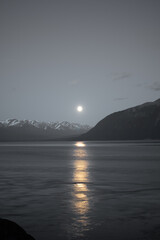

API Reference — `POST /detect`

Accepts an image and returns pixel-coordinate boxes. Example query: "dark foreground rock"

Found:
[0,219,35,240]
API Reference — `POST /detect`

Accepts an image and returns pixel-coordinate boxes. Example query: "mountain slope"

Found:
[80,99,160,140]
[0,120,91,141]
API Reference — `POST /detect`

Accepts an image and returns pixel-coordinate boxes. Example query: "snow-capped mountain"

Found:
[0,119,91,141]
[1,119,90,130]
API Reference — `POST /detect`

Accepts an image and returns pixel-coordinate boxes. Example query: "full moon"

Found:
[77,105,83,112]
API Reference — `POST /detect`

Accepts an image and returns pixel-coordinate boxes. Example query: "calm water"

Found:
[0,141,160,240]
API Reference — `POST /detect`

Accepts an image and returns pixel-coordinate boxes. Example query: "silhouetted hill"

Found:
[0,120,91,141]
[80,99,160,140]
[0,218,35,240]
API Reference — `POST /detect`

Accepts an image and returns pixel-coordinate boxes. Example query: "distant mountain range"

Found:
[1,99,160,141]
[80,98,160,140]
[0,119,91,141]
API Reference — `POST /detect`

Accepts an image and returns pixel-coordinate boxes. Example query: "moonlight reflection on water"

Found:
[74,142,86,147]
[1,141,160,240]
[71,142,90,236]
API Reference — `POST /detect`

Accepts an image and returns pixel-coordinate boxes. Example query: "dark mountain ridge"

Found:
[80,98,160,140]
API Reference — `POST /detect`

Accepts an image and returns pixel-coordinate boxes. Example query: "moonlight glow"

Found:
[77,106,83,112]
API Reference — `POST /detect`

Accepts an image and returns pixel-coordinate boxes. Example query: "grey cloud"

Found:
[136,83,143,87]
[114,97,128,101]
[148,81,160,91]
[68,80,79,85]
[112,73,131,81]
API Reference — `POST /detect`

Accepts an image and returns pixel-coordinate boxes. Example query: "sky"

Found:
[1,0,160,125]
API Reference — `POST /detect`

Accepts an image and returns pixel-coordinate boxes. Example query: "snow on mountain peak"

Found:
[0,119,91,132]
